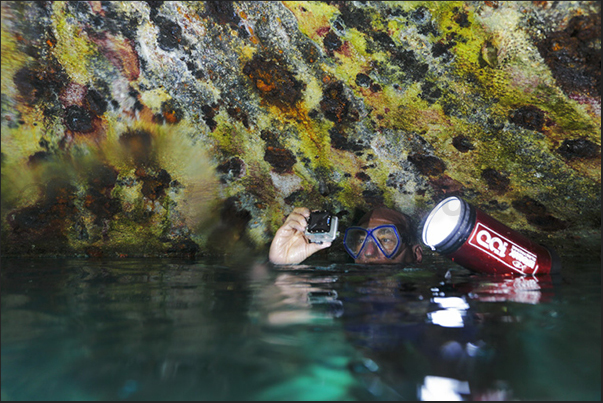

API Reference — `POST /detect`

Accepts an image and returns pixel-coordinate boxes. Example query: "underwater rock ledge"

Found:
[1,1,600,259]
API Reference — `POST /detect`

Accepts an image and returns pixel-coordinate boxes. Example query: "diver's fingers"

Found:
[277,215,305,235]
[283,208,310,233]
[285,219,306,234]
[290,207,311,218]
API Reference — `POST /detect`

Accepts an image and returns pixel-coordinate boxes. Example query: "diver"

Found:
[269,206,423,266]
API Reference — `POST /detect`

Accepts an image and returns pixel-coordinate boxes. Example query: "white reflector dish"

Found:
[422,197,462,249]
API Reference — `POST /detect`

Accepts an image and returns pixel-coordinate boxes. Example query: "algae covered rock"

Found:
[1,1,600,258]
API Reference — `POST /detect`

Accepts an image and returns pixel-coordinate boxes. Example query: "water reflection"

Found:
[419,375,470,401]
[458,274,555,304]
[428,296,470,328]
[1,256,600,401]
[260,263,514,400]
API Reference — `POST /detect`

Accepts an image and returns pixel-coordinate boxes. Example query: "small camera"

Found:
[304,211,339,244]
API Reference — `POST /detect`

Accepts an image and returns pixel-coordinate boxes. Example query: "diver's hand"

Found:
[269,207,332,265]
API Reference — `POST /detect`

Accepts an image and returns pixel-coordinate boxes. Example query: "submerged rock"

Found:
[1,1,600,257]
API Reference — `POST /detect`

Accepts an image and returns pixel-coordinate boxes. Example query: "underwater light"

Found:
[422,196,561,276]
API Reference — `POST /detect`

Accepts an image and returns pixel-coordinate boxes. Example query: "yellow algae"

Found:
[302,75,325,111]
[252,100,332,171]
[295,122,332,170]
[344,28,380,61]
[1,148,80,215]
[0,162,42,210]
[1,123,46,165]
[50,2,98,85]
[340,28,368,56]
[336,179,366,210]
[154,125,219,188]
[95,119,138,172]
[283,1,339,42]
[240,43,257,61]
[113,179,143,212]
[89,118,221,237]
[375,82,448,134]
[210,116,253,158]
[1,26,30,96]
[332,32,378,86]
[139,88,173,111]
[106,219,165,254]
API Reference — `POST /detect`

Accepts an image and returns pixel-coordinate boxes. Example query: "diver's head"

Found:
[347,207,423,265]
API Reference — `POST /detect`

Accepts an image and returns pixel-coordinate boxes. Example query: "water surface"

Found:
[1,255,600,400]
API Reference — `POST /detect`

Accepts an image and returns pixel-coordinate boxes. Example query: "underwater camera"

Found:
[304,211,339,244]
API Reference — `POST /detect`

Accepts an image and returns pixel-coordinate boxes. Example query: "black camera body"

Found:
[304,211,339,244]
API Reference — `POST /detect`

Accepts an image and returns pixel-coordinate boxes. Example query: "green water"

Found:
[1,255,600,400]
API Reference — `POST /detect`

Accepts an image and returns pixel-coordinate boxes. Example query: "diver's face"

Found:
[354,216,411,265]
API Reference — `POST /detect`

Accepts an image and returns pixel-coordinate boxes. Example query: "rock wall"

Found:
[1,1,600,258]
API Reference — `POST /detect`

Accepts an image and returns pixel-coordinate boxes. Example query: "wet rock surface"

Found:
[1,1,600,258]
